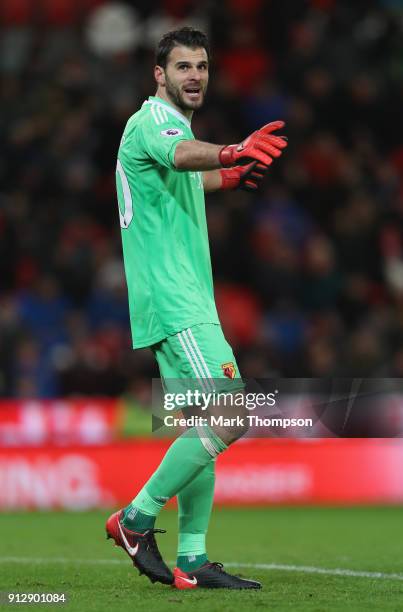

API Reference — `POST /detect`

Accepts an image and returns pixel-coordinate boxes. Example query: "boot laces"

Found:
[209,562,224,572]
[144,528,166,560]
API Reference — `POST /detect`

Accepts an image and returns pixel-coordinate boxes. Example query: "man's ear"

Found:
[154,65,165,87]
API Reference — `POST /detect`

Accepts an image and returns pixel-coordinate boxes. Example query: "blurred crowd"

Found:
[1,0,403,397]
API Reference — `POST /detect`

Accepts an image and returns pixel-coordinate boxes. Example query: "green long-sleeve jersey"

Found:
[116,95,220,348]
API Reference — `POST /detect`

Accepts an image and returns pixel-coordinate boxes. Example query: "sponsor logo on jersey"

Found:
[160,128,184,137]
[221,362,236,380]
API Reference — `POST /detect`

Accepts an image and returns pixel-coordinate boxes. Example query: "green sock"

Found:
[177,553,208,572]
[122,489,162,532]
[126,426,226,533]
[176,460,216,571]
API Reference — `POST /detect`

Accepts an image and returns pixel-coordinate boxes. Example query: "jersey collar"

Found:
[144,96,191,129]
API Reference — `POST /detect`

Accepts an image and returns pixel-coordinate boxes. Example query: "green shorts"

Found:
[151,323,244,395]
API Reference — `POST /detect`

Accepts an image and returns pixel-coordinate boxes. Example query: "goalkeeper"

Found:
[106,26,287,590]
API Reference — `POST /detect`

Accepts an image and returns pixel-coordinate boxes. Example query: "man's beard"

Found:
[165,75,205,111]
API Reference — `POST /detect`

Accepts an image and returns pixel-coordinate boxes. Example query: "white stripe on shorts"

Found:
[177,331,209,393]
[180,329,215,393]
[185,328,215,391]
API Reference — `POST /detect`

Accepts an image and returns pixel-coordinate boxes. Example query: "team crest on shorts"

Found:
[221,362,236,380]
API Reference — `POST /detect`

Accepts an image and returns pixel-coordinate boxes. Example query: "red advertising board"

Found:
[0,439,402,510]
[0,399,124,446]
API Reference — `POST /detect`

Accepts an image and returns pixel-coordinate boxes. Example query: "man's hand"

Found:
[219,121,287,167]
[219,162,268,192]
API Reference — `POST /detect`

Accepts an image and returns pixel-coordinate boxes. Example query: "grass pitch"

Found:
[1,507,402,611]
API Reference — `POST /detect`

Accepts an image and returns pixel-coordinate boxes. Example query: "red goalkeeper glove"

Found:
[219,121,287,167]
[219,161,268,192]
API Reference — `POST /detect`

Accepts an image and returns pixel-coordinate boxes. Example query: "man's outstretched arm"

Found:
[175,141,224,170]
[174,121,287,171]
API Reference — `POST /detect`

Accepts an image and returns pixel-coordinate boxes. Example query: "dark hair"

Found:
[156,27,210,68]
